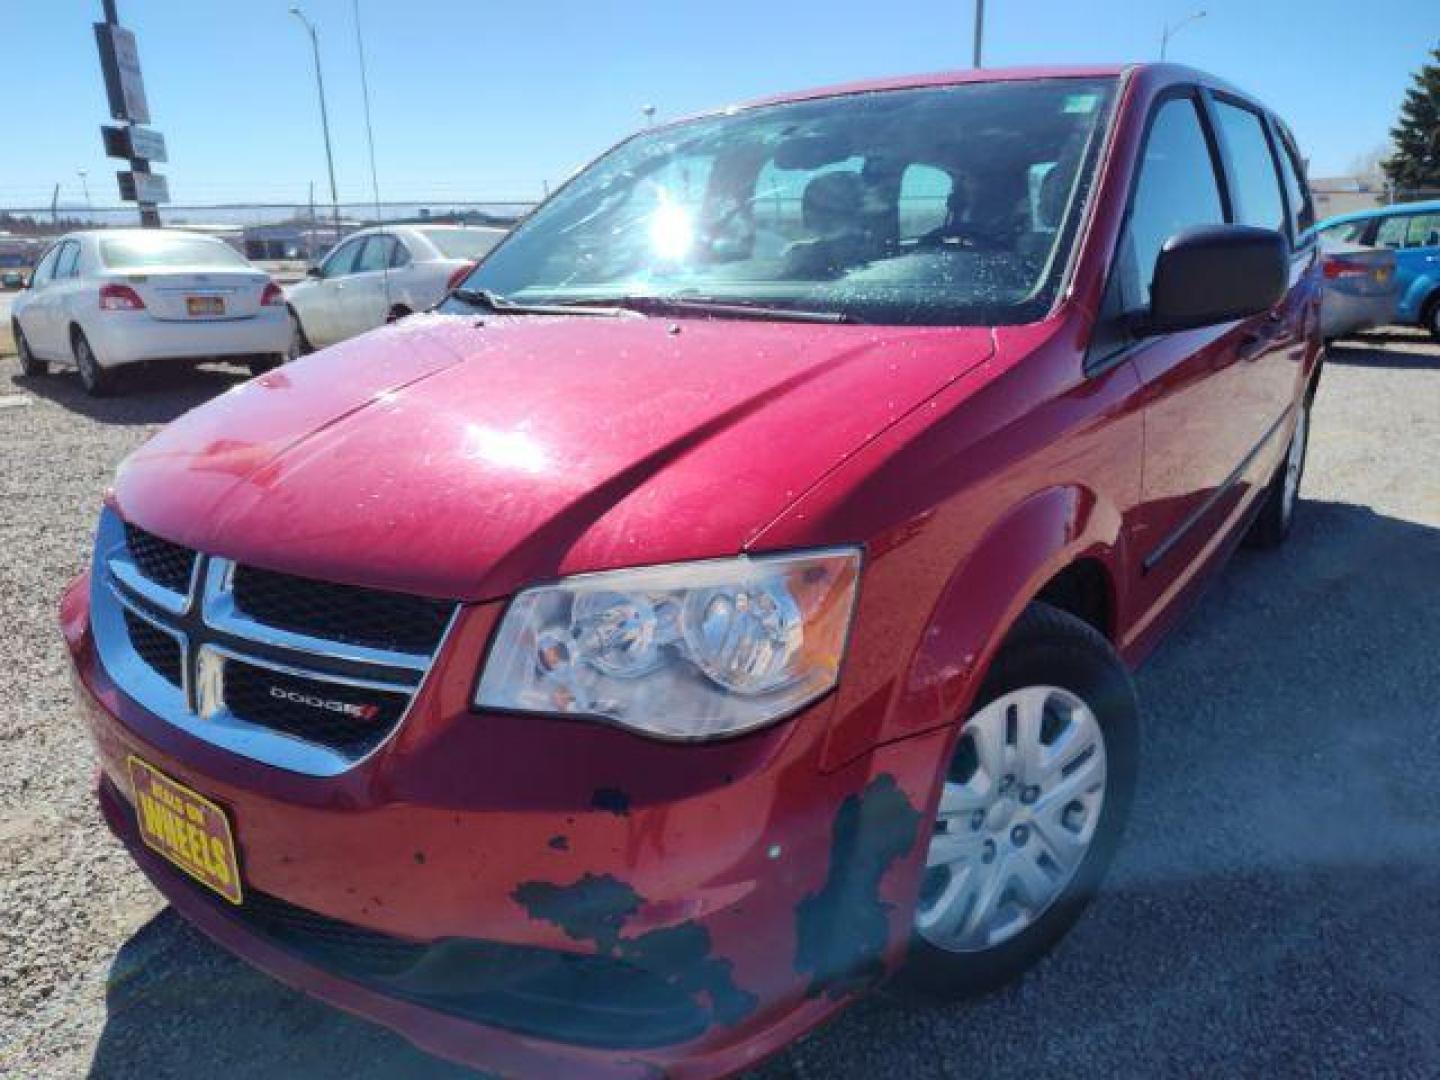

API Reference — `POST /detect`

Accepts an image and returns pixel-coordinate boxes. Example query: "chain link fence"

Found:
[0,201,537,268]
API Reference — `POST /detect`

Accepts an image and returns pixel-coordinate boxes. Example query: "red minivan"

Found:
[63,63,1320,1077]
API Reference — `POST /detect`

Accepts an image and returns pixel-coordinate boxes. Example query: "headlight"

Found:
[475,549,861,740]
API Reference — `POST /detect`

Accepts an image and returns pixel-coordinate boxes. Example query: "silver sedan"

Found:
[1319,239,1398,342]
[284,224,506,353]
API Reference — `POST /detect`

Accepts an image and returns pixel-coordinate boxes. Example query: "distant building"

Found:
[1311,176,1385,220]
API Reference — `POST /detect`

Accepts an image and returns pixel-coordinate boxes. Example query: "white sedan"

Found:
[284,224,506,351]
[11,229,290,396]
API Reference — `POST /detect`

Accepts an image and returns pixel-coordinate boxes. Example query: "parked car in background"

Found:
[10,229,290,396]
[1317,199,1440,339]
[64,65,1320,1078]
[1317,239,1398,341]
[2,269,25,290]
[284,224,507,352]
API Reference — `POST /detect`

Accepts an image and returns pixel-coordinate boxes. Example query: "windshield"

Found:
[455,78,1115,325]
[100,235,250,270]
[423,228,506,261]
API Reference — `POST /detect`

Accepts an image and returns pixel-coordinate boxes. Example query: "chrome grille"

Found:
[122,608,183,687]
[90,508,459,776]
[232,565,454,655]
[222,658,410,757]
[123,523,197,595]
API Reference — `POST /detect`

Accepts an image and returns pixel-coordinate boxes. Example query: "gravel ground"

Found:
[2,331,1439,1078]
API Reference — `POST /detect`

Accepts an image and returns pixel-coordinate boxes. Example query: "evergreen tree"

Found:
[1384,44,1440,191]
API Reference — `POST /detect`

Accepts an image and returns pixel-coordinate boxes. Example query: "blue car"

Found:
[1317,199,1440,339]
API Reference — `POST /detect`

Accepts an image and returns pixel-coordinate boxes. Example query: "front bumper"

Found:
[84,307,290,367]
[63,572,946,1078]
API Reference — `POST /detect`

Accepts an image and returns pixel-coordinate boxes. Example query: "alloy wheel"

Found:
[915,685,1107,953]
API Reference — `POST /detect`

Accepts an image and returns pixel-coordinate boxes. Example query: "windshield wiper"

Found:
[449,287,626,317]
[553,294,855,324]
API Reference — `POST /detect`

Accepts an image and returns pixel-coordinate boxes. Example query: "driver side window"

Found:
[1113,95,1226,313]
[30,245,61,289]
[320,238,363,279]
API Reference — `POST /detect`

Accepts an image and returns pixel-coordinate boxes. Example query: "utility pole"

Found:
[972,0,985,68]
[290,7,341,244]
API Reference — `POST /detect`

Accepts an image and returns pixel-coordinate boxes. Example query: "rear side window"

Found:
[897,164,953,239]
[1319,220,1370,246]
[100,236,248,269]
[1272,126,1315,238]
[1375,215,1409,248]
[1404,213,1440,248]
[424,229,504,261]
[1213,101,1285,233]
[353,235,393,274]
[1116,96,1226,311]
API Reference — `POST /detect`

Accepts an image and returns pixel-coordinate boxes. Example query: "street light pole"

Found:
[972,0,985,68]
[289,6,341,245]
[1160,9,1206,60]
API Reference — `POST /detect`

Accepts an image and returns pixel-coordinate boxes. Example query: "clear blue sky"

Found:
[2,0,1434,209]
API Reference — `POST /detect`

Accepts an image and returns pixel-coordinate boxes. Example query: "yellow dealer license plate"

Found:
[187,295,225,316]
[128,756,243,905]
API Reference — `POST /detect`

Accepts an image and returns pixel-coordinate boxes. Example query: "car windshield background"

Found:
[100,236,249,270]
[425,229,501,261]
[459,78,1117,325]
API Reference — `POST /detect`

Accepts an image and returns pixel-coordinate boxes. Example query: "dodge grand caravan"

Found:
[63,64,1321,1078]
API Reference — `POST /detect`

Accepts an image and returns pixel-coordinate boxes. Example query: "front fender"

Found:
[821,484,1128,772]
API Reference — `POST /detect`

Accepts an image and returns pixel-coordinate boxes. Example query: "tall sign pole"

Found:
[972,0,985,68]
[95,0,167,226]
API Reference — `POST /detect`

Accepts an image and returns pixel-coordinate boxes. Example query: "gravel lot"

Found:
[3,331,1439,1078]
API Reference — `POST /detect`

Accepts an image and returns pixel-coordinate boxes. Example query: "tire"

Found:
[1246,395,1310,549]
[287,308,312,362]
[904,602,1139,998]
[386,305,412,323]
[247,355,284,377]
[13,321,46,376]
[1425,296,1440,343]
[72,328,114,397]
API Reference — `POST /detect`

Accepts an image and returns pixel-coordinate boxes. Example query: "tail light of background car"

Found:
[1323,257,1370,280]
[261,282,286,307]
[99,283,146,311]
[446,262,477,292]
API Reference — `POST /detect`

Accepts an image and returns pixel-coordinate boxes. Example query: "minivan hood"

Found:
[114,312,993,600]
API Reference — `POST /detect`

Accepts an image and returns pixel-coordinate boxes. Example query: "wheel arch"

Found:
[821,483,1129,773]
[1419,283,1440,328]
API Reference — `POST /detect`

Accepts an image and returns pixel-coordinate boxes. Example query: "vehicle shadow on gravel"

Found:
[1327,328,1437,369]
[88,500,1440,1079]
[10,363,247,426]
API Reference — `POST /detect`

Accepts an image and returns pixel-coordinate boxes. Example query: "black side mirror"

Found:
[1140,224,1287,335]
[306,265,322,279]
